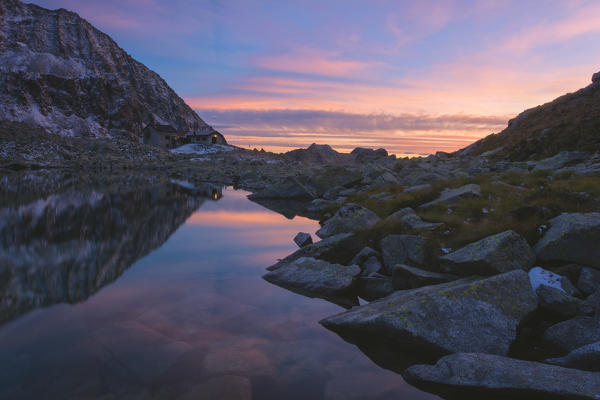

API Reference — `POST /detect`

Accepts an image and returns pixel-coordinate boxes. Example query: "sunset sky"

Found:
[33,0,600,154]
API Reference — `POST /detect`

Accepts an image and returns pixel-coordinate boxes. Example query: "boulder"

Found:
[293,232,312,248]
[419,184,481,208]
[543,316,600,354]
[263,257,360,308]
[533,151,587,171]
[546,342,600,372]
[535,285,593,318]
[534,212,600,268]
[440,230,535,276]
[386,207,416,220]
[578,267,600,296]
[400,213,444,232]
[266,233,362,271]
[392,264,458,290]
[403,353,600,400]
[321,270,538,356]
[285,143,345,164]
[380,234,438,273]
[316,203,380,238]
[357,273,394,301]
[306,198,335,213]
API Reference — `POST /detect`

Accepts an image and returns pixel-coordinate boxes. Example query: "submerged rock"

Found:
[543,316,600,354]
[546,342,600,372]
[293,232,313,248]
[321,270,538,356]
[263,257,360,308]
[403,353,600,400]
[534,212,600,268]
[392,264,458,290]
[380,234,438,273]
[316,203,380,238]
[439,230,535,276]
[419,184,481,208]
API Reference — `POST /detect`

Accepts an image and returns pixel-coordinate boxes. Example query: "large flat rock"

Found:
[440,230,535,276]
[419,184,481,208]
[403,352,600,400]
[534,212,600,268]
[263,257,360,307]
[320,270,537,356]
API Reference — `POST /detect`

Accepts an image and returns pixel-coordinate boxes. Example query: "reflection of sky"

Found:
[26,1,600,154]
[0,188,438,399]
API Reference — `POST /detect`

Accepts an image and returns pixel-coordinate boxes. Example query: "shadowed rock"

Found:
[380,234,438,273]
[545,342,600,372]
[534,212,600,268]
[392,264,458,290]
[403,353,600,400]
[419,184,481,208]
[543,316,600,354]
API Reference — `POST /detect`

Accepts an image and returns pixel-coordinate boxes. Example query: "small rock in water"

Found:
[293,232,313,248]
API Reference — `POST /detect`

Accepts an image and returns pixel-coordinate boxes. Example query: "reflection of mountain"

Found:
[0,183,216,325]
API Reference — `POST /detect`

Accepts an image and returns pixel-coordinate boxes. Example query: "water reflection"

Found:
[0,182,437,400]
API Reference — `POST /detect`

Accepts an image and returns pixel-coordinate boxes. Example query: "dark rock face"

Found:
[293,232,313,248]
[0,0,211,138]
[380,234,438,273]
[535,213,600,268]
[321,270,538,356]
[579,267,600,295]
[356,273,394,301]
[262,257,360,307]
[0,182,206,325]
[545,342,600,372]
[351,147,388,163]
[543,316,600,354]
[439,230,535,276]
[403,353,600,400]
[535,285,593,318]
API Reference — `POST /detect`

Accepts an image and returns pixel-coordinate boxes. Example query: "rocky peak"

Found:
[0,0,211,139]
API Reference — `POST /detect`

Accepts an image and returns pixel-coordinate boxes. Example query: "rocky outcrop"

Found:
[403,353,600,400]
[440,230,535,276]
[321,270,538,356]
[0,0,211,138]
[546,342,600,372]
[285,143,348,164]
[351,147,388,163]
[262,257,360,307]
[316,203,380,238]
[419,184,481,208]
[534,213,600,268]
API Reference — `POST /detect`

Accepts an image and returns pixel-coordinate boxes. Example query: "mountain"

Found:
[462,72,600,160]
[0,0,211,139]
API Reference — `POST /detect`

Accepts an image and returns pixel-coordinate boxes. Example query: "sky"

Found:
[32,0,600,155]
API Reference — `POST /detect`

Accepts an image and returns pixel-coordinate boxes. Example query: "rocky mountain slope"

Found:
[462,72,600,160]
[0,0,211,139]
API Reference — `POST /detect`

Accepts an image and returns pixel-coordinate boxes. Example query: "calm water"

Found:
[0,183,438,400]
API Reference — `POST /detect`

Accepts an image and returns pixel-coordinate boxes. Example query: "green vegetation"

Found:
[337,171,600,250]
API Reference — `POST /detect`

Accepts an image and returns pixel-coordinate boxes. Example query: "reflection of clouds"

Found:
[0,188,438,399]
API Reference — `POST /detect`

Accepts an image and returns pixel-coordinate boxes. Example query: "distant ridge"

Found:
[461,72,600,160]
[0,0,211,139]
